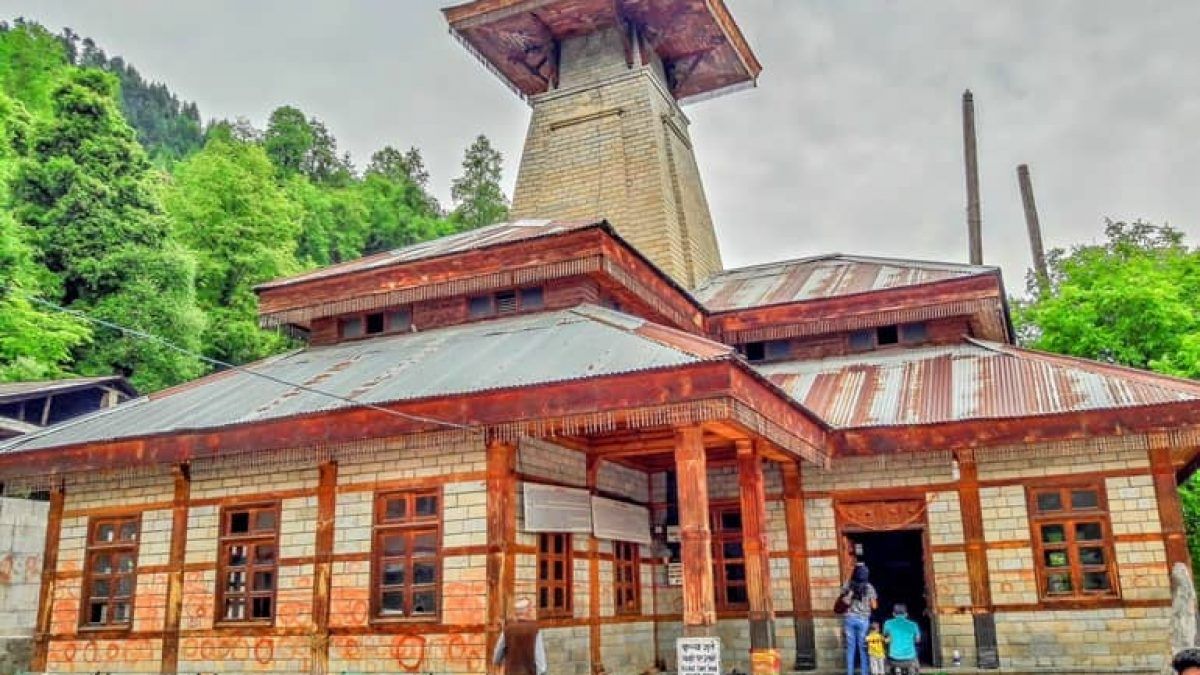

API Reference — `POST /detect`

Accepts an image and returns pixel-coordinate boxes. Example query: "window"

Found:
[613,541,641,615]
[217,504,279,623]
[387,309,412,333]
[742,342,766,362]
[81,516,139,627]
[339,316,364,339]
[373,491,440,620]
[899,322,928,344]
[365,312,386,335]
[764,339,792,360]
[711,506,748,610]
[848,330,874,352]
[468,287,545,319]
[876,325,899,346]
[537,533,572,618]
[1028,484,1118,601]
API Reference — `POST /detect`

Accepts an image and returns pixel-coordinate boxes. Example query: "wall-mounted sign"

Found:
[677,637,721,675]
[523,483,591,533]
[591,496,651,545]
[666,562,683,586]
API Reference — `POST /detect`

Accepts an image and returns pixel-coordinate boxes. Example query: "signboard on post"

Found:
[523,483,592,533]
[677,637,721,675]
[591,496,651,544]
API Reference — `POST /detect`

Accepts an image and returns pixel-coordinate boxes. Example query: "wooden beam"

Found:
[780,460,816,671]
[31,481,64,672]
[311,460,338,675]
[956,449,999,668]
[486,437,518,673]
[674,425,715,634]
[160,464,191,674]
[40,394,52,426]
[1150,446,1192,572]
[587,455,604,672]
[737,441,778,672]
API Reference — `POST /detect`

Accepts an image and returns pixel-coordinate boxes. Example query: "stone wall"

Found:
[509,25,723,287]
[0,497,47,675]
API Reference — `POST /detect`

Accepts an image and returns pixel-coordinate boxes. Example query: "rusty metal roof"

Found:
[255,219,602,291]
[757,339,1200,429]
[0,376,135,404]
[694,254,996,312]
[0,305,731,454]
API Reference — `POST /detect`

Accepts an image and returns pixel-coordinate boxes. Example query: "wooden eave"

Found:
[0,358,829,478]
[834,399,1200,463]
[255,223,705,333]
[706,272,1011,344]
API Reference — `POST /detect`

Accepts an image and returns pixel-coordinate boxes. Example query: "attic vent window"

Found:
[742,342,766,362]
[764,339,791,361]
[468,286,546,319]
[340,317,364,339]
[495,290,518,315]
[365,313,386,335]
[900,322,928,344]
[387,309,412,333]
[849,330,873,352]
[876,325,899,346]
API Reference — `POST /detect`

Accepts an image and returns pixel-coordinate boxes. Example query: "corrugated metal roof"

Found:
[694,254,995,311]
[0,305,730,454]
[256,219,602,290]
[757,339,1200,429]
[0,376,132,404]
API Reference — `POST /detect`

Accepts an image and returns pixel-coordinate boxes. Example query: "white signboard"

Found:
[677,637,721,675]
[523,483,592,533]
[591,496,651,545]
[666,562,683,586]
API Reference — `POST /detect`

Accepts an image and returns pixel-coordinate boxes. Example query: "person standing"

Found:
[883,603,921,674]
[492,596,547,675]
[1174,649,1200,675]
[839,562,877,675]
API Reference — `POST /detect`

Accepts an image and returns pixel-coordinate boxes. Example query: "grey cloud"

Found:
[4,0,1197,296]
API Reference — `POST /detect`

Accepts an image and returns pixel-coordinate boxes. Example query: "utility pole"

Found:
[1017,164,1050,291]
[962,90,983,265]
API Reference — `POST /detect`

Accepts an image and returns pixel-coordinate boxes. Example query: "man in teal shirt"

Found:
[883,603,921,673]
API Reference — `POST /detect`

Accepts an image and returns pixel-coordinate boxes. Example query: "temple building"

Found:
[4,1,1200,674]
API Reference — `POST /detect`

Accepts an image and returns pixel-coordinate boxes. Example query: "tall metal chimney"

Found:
[1017,164,1050,290]
[962,90,983,265]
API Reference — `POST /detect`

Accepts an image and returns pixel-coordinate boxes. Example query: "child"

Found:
[866,621,887,675]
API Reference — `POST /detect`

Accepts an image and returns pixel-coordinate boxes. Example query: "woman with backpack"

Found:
[837,562,878,675]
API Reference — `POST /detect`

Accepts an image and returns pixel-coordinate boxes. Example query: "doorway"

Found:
[845,530,935,665]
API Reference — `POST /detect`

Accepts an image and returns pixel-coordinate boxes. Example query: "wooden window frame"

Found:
[1027,482,1120,604]
[338,307,413,341]
[612,540,641,616]
[371,489,442,622]
[537,533,573,618]
[711,504,749,611]
[79,514,141,630]
[215,503,280,625]
[467,286,545,319]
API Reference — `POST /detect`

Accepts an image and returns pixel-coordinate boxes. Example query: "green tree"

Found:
[166,134,301,364]
[450,134,508,229]
[11,68,205,390]
[367,145,439,214]
[1015,218,1200,577]
[263,105,313,176]
[0,90,89,380]
[0,20,70,120]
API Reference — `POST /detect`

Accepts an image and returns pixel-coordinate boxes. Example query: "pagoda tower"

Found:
[444,0,761,288]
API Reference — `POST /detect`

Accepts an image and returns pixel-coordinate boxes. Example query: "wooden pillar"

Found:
[956,449,999,668]
[311,460,338,675]
[160,464,191,674]
[1150,446,1192,571]
[31,480,64,672]
[587,455,604,672]
[737,440,779,674]
[780,460,816,671]
[486,438,518,673]
[674,425,716,634]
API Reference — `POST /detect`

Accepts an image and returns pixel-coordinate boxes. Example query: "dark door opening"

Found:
[846,529,935,666]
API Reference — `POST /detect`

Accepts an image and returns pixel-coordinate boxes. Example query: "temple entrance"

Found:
[845,530,935,666]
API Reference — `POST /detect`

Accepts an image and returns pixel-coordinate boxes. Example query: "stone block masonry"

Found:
[509,25,723,288]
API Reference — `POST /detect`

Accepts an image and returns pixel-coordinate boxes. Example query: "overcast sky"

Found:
[4,1,1198,295]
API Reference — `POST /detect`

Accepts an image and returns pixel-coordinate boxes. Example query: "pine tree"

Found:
[450,134,508,229]
[11,68,205,390]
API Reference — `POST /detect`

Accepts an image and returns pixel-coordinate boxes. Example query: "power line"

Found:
[16,290,472,431]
